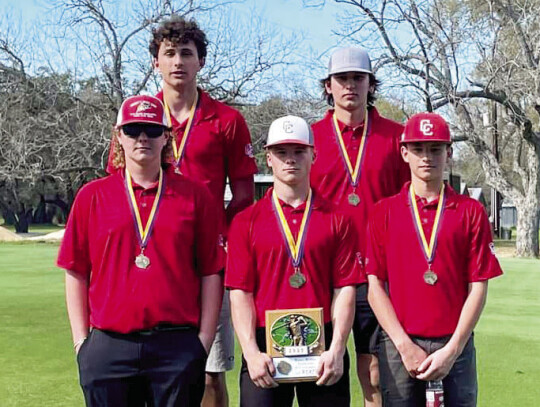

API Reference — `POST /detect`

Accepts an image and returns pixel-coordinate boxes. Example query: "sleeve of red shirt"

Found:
[365,201,389,281]
[466,202,504,282]
[223,110,258,180]
[56,184,92,276]
[224,209,256,291]
[332,212,367,287]
[194,184,226,276]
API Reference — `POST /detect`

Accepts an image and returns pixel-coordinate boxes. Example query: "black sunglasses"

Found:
[122,124,165,139]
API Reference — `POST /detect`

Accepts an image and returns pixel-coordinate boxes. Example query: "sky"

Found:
[0,0,347,53]
[235,0,345,57]
[0,0,362,101]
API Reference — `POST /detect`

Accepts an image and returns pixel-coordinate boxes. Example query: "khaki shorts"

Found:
[205,292,235,373]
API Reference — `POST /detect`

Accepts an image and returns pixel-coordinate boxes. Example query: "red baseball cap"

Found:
[401,112,452,144]
[116,95,169,127]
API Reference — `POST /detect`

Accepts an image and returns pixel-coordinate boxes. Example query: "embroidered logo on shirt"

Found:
[245,143,254,158]
[488,242,497,256]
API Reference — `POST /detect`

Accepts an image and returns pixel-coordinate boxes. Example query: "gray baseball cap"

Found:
[327,47,372,77]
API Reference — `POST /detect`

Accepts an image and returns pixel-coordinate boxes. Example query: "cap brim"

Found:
[400,138,452,144]
[118,118,169,128]
[264,139,314,148]
[323,67,372,80]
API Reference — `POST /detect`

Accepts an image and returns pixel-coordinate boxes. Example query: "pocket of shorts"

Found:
[76,329,93,364]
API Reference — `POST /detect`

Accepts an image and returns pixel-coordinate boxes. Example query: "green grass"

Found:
[0,242,539,406]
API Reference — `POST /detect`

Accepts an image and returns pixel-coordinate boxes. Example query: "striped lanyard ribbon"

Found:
[408,183,446,265]
[125,168,164,249]
[332,108,369,188]
[163,91,199,169]
[271,189,313,269]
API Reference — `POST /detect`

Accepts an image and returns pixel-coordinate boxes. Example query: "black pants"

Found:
[240,324,350,407]
[77,327,207,407]
[352,284,379,354]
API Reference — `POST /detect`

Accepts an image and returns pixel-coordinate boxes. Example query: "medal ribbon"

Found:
[125,168,165,249]
[332,107,370,187]
[408,183,446,264]
[163,91,199,168]
[271,189,313,268]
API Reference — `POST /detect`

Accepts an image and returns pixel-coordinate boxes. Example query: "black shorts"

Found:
[352,284,379,354]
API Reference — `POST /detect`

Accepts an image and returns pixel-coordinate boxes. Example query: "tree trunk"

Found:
[14,210,30,233]
[514,196,540,258]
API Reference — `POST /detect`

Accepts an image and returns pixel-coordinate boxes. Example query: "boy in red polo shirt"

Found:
[310,46,410,406]
[226,116,364,406]
[58,95,223,406]
[366,113,503,406]
[107,16,258,406]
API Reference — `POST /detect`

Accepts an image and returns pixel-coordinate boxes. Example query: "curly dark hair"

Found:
[320,74,380,108]
[149,15,208,61]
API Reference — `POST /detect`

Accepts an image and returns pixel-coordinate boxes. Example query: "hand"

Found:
[416,346,457,381]
[74,342,84,355]
[245,352,278,389]
[316,349,344,386]
[398,342,428,378]
[73,336,87,355]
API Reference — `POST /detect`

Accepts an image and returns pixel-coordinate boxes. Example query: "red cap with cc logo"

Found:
[400,112,452,144]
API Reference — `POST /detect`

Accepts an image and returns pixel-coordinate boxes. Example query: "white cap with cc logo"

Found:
[265,115,314,148]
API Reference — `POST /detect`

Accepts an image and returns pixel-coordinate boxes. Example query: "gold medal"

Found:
[289,269,307,288]
[409,184,446,285]
[135,253,150,269]
[424,270,438,285]
[174,167,181,175]
[348,193,360,206]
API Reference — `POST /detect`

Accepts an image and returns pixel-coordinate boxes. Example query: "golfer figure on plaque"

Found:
[290,315,308,346]
[226,116,365,406]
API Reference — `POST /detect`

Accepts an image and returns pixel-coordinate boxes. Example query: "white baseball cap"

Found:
[327,47,372,76]
[265,115,314,148]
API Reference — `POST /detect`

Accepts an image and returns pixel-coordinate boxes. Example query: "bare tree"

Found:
[324,0,540,257]
[48,0,218,108]
[0,1,302,231]
[0,63,109,231]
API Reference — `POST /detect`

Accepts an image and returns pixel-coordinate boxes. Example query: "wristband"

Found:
[73,337,87,349]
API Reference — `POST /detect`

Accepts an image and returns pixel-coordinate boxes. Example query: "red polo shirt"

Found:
[106,89,258,230]
[57,166,224,333]
[310,108,410,260]
[365,182,503,337]
[225,189,365,327]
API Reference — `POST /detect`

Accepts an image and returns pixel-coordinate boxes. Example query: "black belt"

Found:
[98,324,196,337]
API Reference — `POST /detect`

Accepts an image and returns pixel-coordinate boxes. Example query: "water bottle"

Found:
[426,380,444,407]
